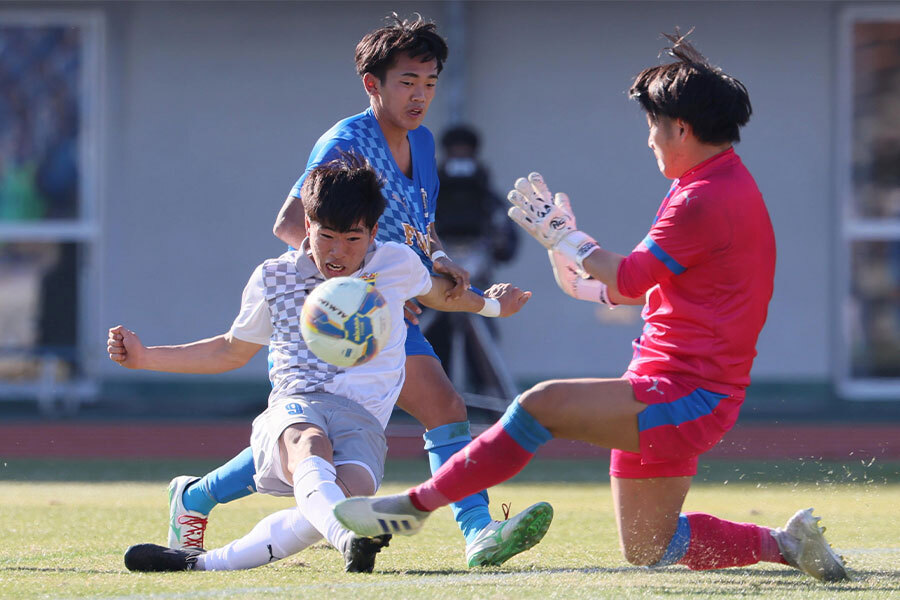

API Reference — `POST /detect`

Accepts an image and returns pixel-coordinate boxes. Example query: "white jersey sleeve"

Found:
[230,264,272,345]
[403,245,433,299]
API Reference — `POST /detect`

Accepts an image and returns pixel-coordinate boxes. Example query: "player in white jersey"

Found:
[110,154,533,573]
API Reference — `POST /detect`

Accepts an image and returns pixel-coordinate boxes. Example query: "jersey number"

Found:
[285,402,303,415]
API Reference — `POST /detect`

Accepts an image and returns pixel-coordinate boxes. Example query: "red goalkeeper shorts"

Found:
[610,372,743,479]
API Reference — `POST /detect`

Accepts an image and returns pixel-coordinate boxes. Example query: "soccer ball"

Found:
[300,277,391,367]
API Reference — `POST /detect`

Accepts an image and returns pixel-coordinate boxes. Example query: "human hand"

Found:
[107,325,146,369]
[547,249,614,305]
[484,282,532,317]
[432,256,470,299]
[403,299,422,325]
[507,172,600,268]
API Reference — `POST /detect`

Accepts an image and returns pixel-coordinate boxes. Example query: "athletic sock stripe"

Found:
[499,399,552,453]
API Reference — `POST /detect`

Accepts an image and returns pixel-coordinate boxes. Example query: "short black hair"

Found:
[629,29,752,145]
[300,151,385,232]
[355,13,448,81]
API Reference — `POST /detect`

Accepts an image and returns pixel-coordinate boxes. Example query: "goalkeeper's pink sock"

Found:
[677,513,787,570]
[409,400,552,511]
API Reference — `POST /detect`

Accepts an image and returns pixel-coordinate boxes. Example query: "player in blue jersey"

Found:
[165,14,551,568]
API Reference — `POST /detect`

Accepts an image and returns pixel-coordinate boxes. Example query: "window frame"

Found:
[0,9,105,412]
[836,4,900,400]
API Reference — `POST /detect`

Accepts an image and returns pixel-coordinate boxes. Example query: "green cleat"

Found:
[466,502,554,567]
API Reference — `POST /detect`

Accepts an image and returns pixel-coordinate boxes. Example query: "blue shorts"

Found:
[404,319,440,360]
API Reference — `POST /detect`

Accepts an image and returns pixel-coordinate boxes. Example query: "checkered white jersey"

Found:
[261,257,343,401]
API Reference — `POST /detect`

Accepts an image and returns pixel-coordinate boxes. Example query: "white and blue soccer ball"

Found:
[300,276,391,367]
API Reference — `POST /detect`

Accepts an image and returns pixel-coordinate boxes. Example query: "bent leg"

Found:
[280,424,354,552]
[411,377,641,510]
[398,353,490,543]
[197,508,321,571]
[612,474,786,570]
[182,447,258,515]
[611,475,692,565]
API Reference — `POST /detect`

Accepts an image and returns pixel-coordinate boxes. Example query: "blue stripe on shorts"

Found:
[638,388,727,431]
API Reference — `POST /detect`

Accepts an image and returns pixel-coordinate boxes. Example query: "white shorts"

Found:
[250,392,388,497]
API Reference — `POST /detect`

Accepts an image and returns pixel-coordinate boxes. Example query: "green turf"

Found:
[0,458,898,599]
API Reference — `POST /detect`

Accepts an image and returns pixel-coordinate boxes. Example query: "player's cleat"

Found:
[465,501,554,567]
[124,543,203,572]
[772,508,850,582]
[334,493,431,537]
[342,534,392,573]
[167,476,208,550]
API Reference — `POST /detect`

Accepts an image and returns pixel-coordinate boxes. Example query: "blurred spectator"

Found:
[427,125,519,396]
[436,125,518,281]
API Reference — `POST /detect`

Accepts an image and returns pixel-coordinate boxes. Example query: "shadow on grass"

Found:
[1,457,899,485]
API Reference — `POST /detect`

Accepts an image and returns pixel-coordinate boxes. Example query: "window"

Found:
[0,11,103,413]
[838,6,900,398]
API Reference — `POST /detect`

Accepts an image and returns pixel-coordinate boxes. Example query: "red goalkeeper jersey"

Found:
[616,148,776,394]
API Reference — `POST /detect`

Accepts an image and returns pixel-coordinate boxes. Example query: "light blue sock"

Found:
[499,398,553,452]
[424,421,492,544]
[182,447,258,515]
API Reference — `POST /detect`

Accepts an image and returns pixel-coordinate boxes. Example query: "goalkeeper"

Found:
[334,30,849,583]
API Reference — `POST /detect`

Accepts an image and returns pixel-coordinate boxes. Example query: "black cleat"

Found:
[124,543,203,572]
[342,534,391,573]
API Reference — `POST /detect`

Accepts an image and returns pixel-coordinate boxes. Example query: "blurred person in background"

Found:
[428,124,519,392]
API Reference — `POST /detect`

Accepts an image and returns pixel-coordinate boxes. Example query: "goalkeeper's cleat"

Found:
[342,534,392,573]
[124,543,203,572]
[773,508,850,582]
[167,476,208,550]
[466,501,554,567]
[334,493,430,537]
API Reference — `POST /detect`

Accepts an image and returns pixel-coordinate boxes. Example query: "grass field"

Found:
[1,457,899,599]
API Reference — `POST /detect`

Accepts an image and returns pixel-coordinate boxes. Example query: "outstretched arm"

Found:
[508,172,643,305]
[107,325,264,374]
[416,277,531,317]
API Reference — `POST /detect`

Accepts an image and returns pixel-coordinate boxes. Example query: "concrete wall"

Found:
[21,1,840,387]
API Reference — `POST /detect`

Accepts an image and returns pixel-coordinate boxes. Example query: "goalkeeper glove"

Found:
[507,172,600,269]
[547,249,615,306]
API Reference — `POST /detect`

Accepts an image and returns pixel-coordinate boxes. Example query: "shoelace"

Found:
[501,502,511,520]
[178,514,207,549]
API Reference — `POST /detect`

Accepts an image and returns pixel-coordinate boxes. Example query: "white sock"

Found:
[292,456,353,552]
[196,508,321,571]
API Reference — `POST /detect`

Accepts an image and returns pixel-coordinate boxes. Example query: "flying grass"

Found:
[0,458,898,599]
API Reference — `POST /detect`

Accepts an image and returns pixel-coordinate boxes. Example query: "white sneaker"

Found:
[773,508,849,582]
[167,476,208,550]
[333,493,431,537]
[466,501,554,567]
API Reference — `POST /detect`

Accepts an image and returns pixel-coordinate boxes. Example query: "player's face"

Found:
[306,218,378,279]
[369,53,438,133]
[647,115,684,178]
